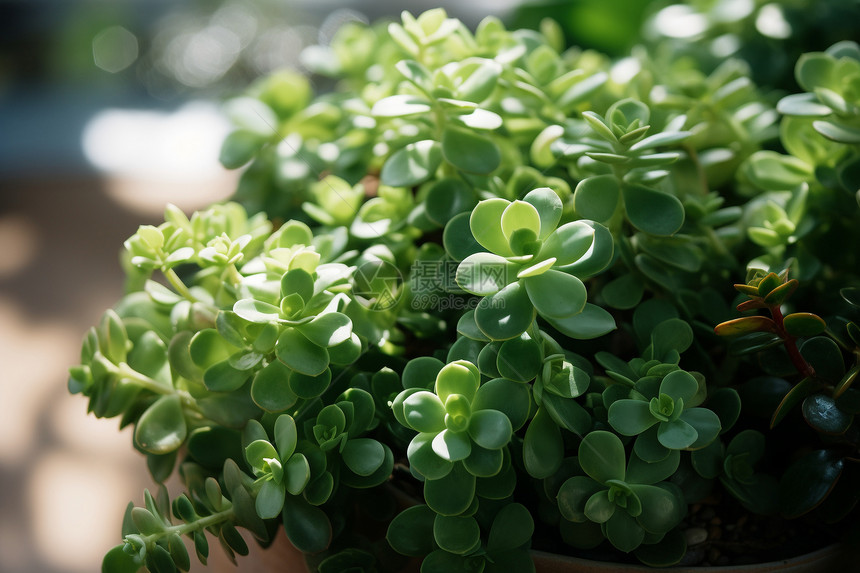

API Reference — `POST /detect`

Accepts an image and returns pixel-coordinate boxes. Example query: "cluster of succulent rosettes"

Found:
[557,431,686,561]
[124,202,271,280]
[454,186,615,342]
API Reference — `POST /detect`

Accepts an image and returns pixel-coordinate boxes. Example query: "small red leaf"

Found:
[736,299,767,312]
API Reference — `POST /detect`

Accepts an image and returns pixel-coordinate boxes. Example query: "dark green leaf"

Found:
[276,328,329,376]
[102,544,142,573]
[574,175,620,222]
[488,503,534,552]
[425,178,476,225]
[386,505,437,557]
[623,185,684,236]
[424,463,476,516]
[602,273,644,310]
[433,514,481,554]
[771,377,817,428]
[251,360,298,412]
[134,394,187,455]
[523,407,563,479]
[579,431,626,483]
[282,495,332,553]
[475,282,535,341]
[442,126,501,174]
[780,450,843,518]
[546,303,616,340]
[802,394,852,435]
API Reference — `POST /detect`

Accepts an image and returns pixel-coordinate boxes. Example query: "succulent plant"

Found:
[70,3,860,572]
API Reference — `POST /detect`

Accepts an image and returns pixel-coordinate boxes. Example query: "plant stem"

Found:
[769,305,816,379]
[137,506,235,548]
[116,364,205,417]
[164,267,198,303]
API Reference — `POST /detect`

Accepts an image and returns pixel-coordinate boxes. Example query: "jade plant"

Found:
[70,2,860,572]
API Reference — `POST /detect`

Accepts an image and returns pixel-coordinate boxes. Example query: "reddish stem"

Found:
[769,304,816,379]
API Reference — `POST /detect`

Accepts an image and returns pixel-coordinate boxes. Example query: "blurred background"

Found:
[1,0,857,571]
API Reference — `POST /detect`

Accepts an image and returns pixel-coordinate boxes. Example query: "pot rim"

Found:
[530,543,845,572]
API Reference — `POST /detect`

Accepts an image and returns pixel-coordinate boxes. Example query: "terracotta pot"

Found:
[212,534,845,573]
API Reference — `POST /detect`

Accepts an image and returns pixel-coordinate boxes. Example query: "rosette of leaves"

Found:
[387,501,535,573]
[545,99,690,236]
[607,369,722,463]
[392,359,527,516]
[777,41,860,145]
[523,343,594,480]
[454,186,615,341]
[690,430,779,515]
[371,16,506,186]
[304,387,395,491]
[243,415,311,520]
[556,431,686,560]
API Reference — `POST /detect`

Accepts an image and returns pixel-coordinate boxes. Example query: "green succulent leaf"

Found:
[134,394,187,455]
[523,407,563,479]
[433,514,481,555]
[276,328,329,376]
[424,463,476,516]
[574,175,620,222]
[657,419,698,450]
[783,313,827,337]
[523,270,586,319]
[381,140,443,187]
[474,282,536,341]
[442,126,501,174]
[779,450,844,518]
[579,431,626,483]
[343,438,386,476]
[282,495,332,553]
[608,399,658,436]
[623,185,684,236]
[468,409,513,450]
[386,505,437,557]
[488,503,534,553]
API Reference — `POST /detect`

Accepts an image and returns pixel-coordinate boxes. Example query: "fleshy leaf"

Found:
[623,184,684,236]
